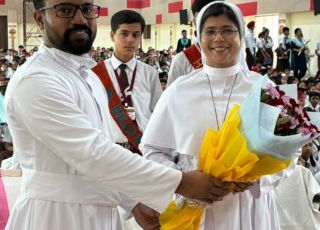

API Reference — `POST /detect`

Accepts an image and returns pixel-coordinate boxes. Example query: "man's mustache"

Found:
[64,25,93,37]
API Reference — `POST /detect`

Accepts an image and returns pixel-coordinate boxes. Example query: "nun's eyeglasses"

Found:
[38,3,101,19]
[202,28,239,39]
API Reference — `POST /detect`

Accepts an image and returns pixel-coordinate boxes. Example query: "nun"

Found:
[141,1,297,229]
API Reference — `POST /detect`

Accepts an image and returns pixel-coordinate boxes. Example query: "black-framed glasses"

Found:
[39,3,101,19]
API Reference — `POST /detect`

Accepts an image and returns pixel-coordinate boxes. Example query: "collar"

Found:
[111,55,136,71]
[204,63,240,78]
[39,43,96,69]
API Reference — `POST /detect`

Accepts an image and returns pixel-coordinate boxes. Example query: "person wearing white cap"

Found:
[141,1,295,229]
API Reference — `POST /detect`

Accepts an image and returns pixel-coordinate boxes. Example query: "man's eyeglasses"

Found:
[38,3,100,19]
[202,28,239,39]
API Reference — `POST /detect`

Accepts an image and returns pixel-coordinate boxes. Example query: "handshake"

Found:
[132,171,252,230]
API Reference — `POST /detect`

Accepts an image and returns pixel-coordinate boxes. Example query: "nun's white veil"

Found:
[196,1,249,72]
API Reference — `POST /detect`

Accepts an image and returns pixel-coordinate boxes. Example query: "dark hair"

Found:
[111,10,145,33]
[258,31,265,38]
[282,26,289,33]
[181,29,187,33]
[33,0,45,10]
[294,28,301,35]
[191,0,220,16]
[200,3,240,37]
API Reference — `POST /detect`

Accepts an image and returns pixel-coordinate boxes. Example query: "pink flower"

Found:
[280,108,288,117]
[311,128,318,135]
[261,84,320,137]
[265,83,280,99]
[289,116,299,129]
[294,106,303,116]
[300,127,311,136]
[303,117,311,126]
[281,96,292,107]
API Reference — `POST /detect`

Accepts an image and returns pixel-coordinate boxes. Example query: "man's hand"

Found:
[229,181,253,193]
[176,171,231,204]
[132,203,160,230]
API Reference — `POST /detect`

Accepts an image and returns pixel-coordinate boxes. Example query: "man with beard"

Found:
[4,1,227,229]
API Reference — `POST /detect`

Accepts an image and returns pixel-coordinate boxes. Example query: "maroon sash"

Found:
[92,62,142,155]
[183,44,203,69]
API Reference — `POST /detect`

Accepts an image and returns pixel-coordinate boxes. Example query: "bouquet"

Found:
[160,76,320,230]
[261,83,318,137]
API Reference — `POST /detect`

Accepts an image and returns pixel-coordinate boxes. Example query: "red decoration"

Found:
[0,0,5,4]
[236,2,258,16]
[168,1,183,13]
[156,14,162,24]
[100,8,108,17]
[127,0,150,9]
[310,0,314,11]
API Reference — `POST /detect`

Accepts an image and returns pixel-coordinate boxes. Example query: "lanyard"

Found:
[114,65,137,105]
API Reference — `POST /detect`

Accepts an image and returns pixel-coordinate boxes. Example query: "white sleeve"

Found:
[118,195,139,220]
[149,70,162,112]
[140,143,179,170]
[167,54,189,86]
[7,76,182,212]
[278,36,284,46]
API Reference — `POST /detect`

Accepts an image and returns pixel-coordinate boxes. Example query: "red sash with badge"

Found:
[183,44,203,69]
[92,62,142,155]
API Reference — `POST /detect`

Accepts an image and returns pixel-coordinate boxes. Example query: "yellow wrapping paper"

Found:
[160,104,291,230]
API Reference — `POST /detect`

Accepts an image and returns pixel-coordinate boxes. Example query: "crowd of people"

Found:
[245,21,320,80]
[0,0,320,229]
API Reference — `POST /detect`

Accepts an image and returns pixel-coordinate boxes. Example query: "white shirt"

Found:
[4,44,181,230]
[275,165,320,230]
[256,37,264,49]
[4,55,13,63]
[6,67,15,79]
[167,44,201,86]
[103,55,162,143]
[141,64,289,230]
[278,34,291,50]
[264,37,274,49]
[245,30,256,55]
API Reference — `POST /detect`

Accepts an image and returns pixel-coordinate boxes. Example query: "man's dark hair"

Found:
[191,0,221,16]
[111,10,145,33]
[181,29,187,33]
[282,26,289,33]
[33,0,45,10]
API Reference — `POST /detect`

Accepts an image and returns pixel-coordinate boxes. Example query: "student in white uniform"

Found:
[92,10,162,154]
[141,1,294,229]
[4,1,227,229]
[92,9,162,230]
